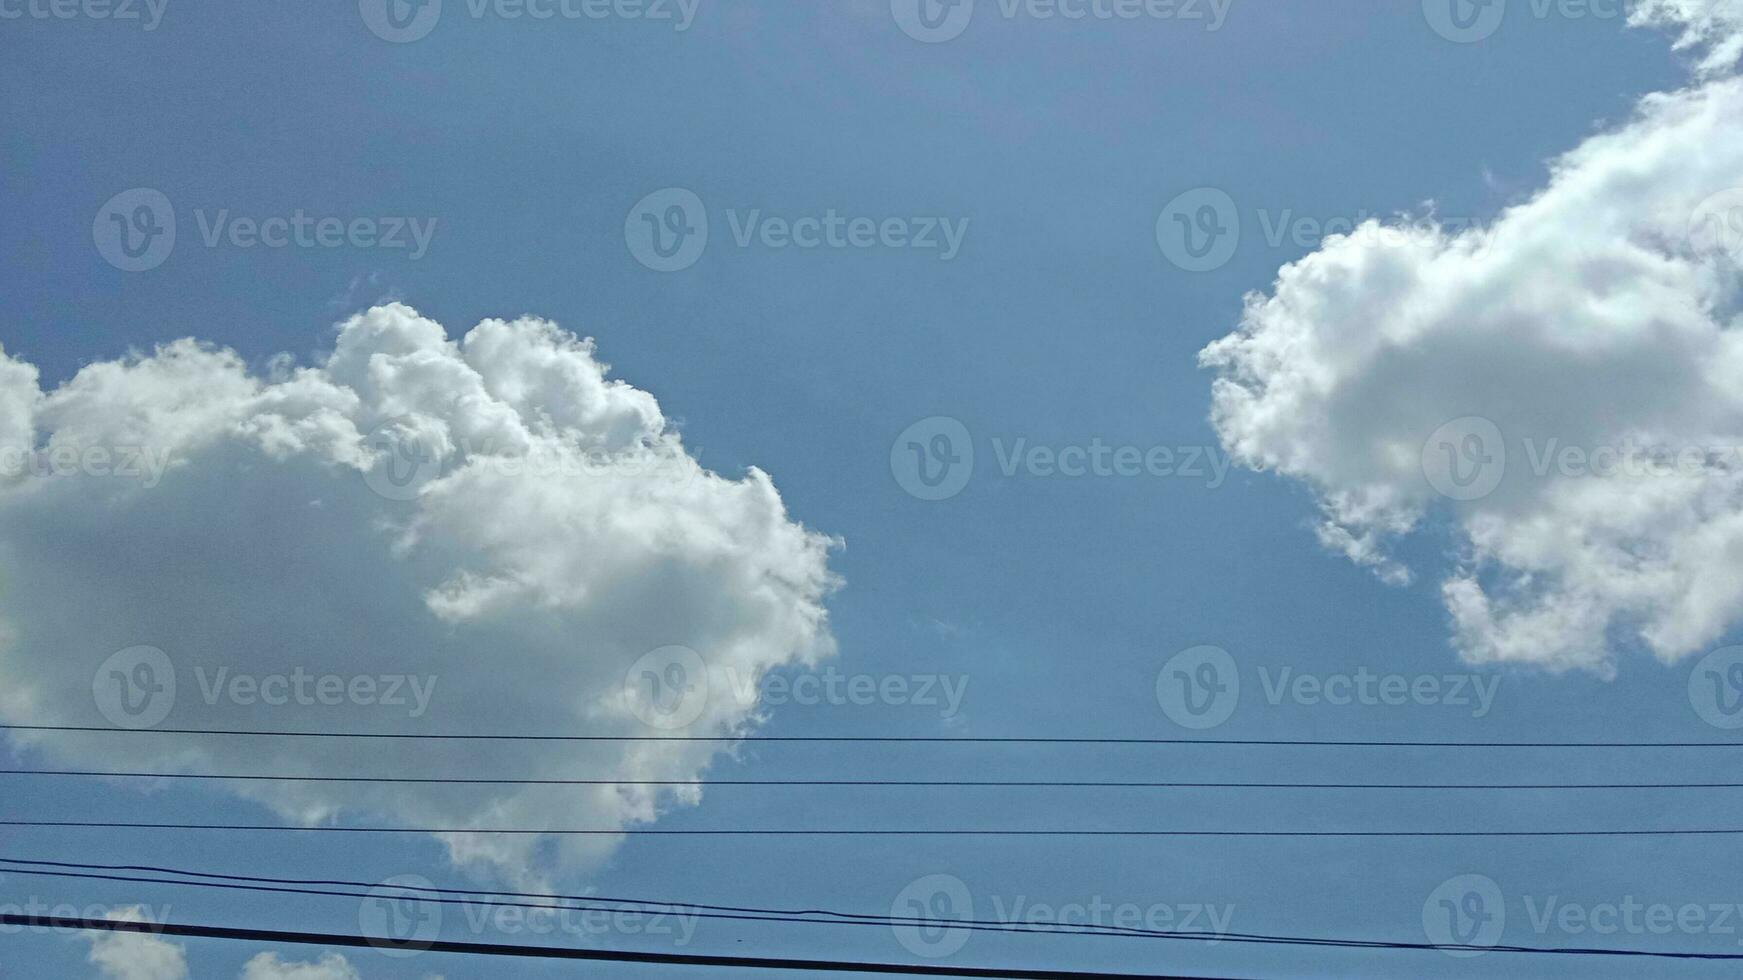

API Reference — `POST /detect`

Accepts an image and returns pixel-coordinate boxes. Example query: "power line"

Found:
[0,860,1286,947]
[5,768,1740,790]
[0,913,1244,979]
[6,898,1742,965]
[5,723,1740,747]
[4,861,1516,953]
[6,856,1743,961]
[0,856,1305,946]
[0,856,1531,952]
[0,866,1223,946]
[6,820,1743,837]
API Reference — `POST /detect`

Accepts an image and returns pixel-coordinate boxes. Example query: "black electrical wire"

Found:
[5,768,1741,789]
[4,860,1742,961]
[0,912,1249,979]
[4,722,1740,747]
[6,820,1743,837]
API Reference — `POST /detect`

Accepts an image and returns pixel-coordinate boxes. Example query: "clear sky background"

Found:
[4,1,1743,978]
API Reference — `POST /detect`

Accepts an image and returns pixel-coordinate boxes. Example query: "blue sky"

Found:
[6,1,1743,978]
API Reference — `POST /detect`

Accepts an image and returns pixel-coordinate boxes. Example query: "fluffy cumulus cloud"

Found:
[83,908,187,980]
[1200,2,1743,675]
[237,952,362,980]
[0,304,837,884]
[82,920,378,980]
[1633,0,1743,76]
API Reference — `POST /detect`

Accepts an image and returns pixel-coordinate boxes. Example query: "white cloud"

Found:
[238,952,361,980]
[84,908,187,980]
[1200,10,1743,675]
[0,345,35,454]
[1632,0,1743,76]
[0,304,838,884]
[89,939,409,980]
